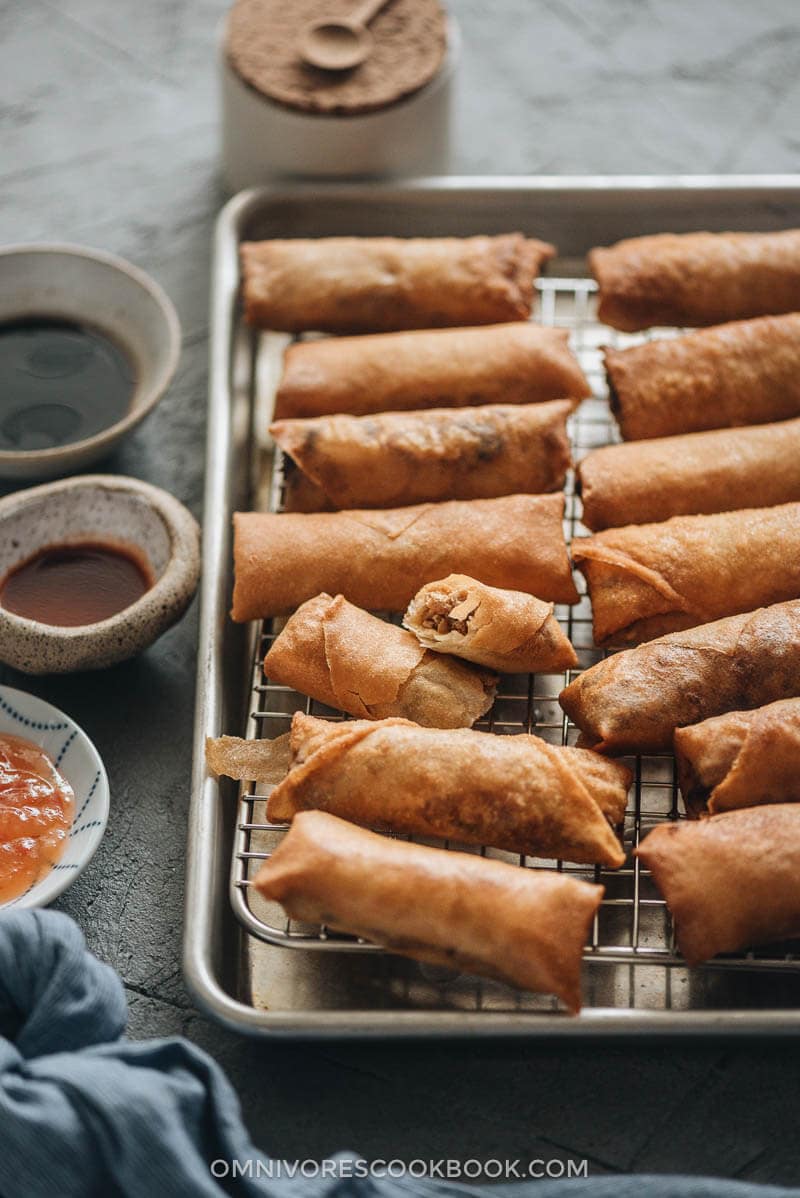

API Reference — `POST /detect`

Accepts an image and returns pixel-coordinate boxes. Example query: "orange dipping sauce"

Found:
[0,733,74,904]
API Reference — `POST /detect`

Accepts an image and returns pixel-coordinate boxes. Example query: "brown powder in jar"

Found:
[225,0,449,116]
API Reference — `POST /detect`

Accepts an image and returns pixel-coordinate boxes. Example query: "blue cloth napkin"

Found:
[0,910,795,1198]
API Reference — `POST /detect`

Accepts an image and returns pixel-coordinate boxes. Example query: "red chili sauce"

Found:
[0,541,153,626]
[0,734,75,903]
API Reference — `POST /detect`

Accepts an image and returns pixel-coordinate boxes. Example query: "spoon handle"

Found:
[349,0,391,29]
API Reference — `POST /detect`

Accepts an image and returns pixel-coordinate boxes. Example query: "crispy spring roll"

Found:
[559,600,800,755]
[573,503,800,647]
[577,418,800,531]
[404,574,577,674]
[589,229,800,332]
[273,324,590,421]
[241,235,554,334]
[273,401,574,513]
[232,493,579,622]
[675,699,800,816]
[255,810,604,1011]
[263,593,496,728]
[636,807,800,965]
[604,313,800,441]
[208,711,629,867]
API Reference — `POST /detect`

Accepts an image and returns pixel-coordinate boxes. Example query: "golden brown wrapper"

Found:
[577,418,800,530]
[589,229,800,332]
[273,323,590,420]
[635,806,800,965]
[241,235,554,333]
[675,698,800,816]
[604,313,800,440]
[559,600,800,755]
[273,401,574,512]
[573,503,800,646]
[403,574,577,674]
[231,493,579,621]
[255,810,604,1012]
[251,712,629,868]
[206,733,291,785]
[263,593,496,728]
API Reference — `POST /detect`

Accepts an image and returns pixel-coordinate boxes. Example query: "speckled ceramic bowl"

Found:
[0,475,200,673]
[0,684,110,909]
[0,244,181,481]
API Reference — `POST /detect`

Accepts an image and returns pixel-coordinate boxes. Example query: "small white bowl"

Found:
[0,243,181,481]
[219,16,459,190]
[0,474,201,674]
[0,684,109,910]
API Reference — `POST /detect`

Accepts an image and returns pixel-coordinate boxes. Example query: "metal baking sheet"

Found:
[186,176,800,1038]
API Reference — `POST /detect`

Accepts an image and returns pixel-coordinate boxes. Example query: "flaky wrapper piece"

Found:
[273,400,574,512]
[254,712,628,868]
[559,600,800,755]
[636,806,800,965]
[403,574,577,674]
[263,593,496,728]
[241,235,554,334]
[675,698,800,816]
[589,230,800,332]
[577,418,800,530]
[573,503,800,647]
[273,323,589,420]
[232,493,579,621]
[604,313,800,441]
[255,810,603,1011]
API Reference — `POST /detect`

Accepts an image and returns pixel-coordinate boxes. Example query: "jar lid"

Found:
[226,0,449,116]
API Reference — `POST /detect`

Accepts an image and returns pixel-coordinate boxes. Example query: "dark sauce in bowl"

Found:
[0,317,135,451]
[1,542,153,626]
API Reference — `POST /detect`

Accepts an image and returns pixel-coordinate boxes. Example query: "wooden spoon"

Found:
[300,0,393,71]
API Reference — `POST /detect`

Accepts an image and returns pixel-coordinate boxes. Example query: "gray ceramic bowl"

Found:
[0,244,181,480]
[0,475,200,673]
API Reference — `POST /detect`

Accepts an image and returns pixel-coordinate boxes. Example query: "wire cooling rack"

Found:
[229,276,800,1009]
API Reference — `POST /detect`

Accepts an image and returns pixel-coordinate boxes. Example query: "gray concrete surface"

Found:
[2,0,800,1182]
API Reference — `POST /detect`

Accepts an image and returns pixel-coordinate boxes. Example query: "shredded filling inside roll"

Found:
[419,589,479,638]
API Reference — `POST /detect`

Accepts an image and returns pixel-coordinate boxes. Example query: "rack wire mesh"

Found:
[229,275,800,1014]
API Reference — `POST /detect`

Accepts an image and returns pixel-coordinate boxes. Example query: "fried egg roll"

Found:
[232,493,579,622]
[236,712,629,867]
[635,807,800,965]
[573,502,800,646]
[577,418,800,531]
[241,234,554,333]
[273,401,574,513]
[255,811,603,1011]
[559,600,800,755]
[604,313,800,440]
[273,323,590,420]
[404,574,577,674]
[675,699,800,816]
[263,593,496,728]
[589,229,800,332]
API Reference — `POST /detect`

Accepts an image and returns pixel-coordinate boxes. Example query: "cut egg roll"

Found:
[263,593,496,728]
[589,229,800,332]
[636,806,800,965]
[209,711,630,868]
[241,234,554,333]
[404,574,577,674]
[559,600,800,755]
[604,313,800,440]
[577,418,800,531]
[675,698,800,816]
[273,400,574,512]
[573,502,800,646]
[231,493,579,621]
[273,322,590,420]
[255,810,604,1011]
